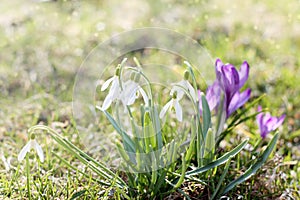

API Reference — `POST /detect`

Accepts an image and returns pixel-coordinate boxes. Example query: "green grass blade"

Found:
[70,190,87,200]
[52,152,111,186]
[187,139,248,176]
[152,170,167,195]
[211,158,231,199]
[222,132,279,194]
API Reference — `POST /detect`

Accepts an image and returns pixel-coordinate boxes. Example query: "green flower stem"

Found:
[26,154,31,200]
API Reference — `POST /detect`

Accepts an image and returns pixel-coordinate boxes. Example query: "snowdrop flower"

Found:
[18,135,44,162]
[121,73,149,106]
[1,153,10,171]
[159,92,183,122]
[170,70,196,102]
[101,67,123,110]
[256,106,286,139]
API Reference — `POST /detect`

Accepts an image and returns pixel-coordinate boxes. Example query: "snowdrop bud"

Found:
[184,70,189,80]
[115,67,121,76]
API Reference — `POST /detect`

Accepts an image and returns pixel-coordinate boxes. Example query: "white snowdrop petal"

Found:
[101,76,115,91]
[18,140,32,162]
[174,100,183,122]
[139,87,149,106]
[159,100,173,119]
[102,94,114,110]
[186,81,196,102]
[33,140,44,163]
[127,91,137,105]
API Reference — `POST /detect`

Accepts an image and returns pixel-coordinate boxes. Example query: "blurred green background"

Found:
[1,0,299,137]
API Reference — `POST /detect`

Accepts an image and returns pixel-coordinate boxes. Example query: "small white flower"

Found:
[159,93,183,122]
[170,79,196,102]
[121,80,149,106]
[18,139,44,163]
[101,75,123,110]
[1,153,10,171]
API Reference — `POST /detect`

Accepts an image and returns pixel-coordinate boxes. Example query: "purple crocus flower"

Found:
[198,81,221,113]
[215,58,251,118]
[256,106,286,139]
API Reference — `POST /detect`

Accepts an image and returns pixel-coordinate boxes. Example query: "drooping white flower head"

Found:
[170,71,196,102]
[121,72,149,107]
[159,92,183,122]
[159,71,197,122]
[101,67,123,110]
[18,135,44,163]
[122,80,149,106]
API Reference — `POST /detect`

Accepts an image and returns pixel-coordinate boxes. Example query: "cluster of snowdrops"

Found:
[18,58,285,198]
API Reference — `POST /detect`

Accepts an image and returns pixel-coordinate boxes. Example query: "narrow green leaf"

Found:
[187,139,248,176]
[204,128,215,164]
[201,93,211,137]
[153,106,163,150]
[70,190,86,200]
[211,158,231,199]
[152,170,167,194]
[196,118,203,167]
[174,154,187,189]
[216,95,226,137]
[150,151,158,191]
[222,132,279,194]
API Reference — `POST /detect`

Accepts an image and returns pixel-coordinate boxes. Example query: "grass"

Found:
[0,0,299,199]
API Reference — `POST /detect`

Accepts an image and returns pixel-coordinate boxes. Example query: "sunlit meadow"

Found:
[0,0,299,199]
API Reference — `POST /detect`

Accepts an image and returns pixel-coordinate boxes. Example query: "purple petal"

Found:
[265,117,279,132]
[215,58,223,72]
[272,114,286,130]
[263,112,272,125]
[206,81,221,111]
[257,105,262,112]
[227,92,239,117]
[256,106,264,129]
[226,88,250,117]
[221,64,240,99]
[215,59,223,81]
[260,129,268,139]
[236,89,251,108]
[256,106,286,139]
[238,61,249,89]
